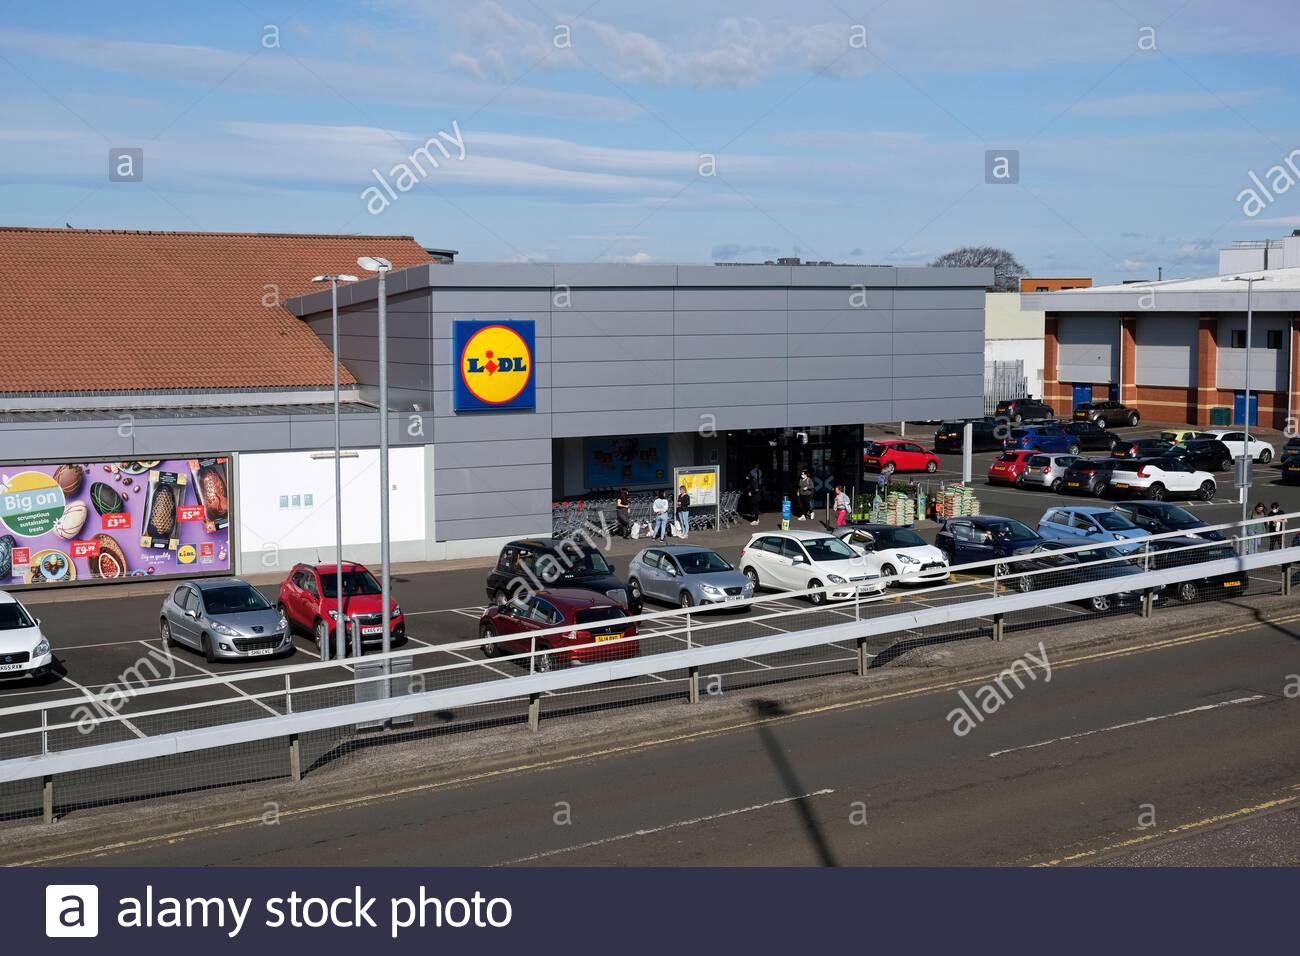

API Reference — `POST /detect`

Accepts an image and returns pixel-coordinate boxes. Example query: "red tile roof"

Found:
[0,227,434,393]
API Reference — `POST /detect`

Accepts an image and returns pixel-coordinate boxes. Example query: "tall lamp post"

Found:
[311,273,358,663]
[1226,274,1272,534]
[357,256,393,671]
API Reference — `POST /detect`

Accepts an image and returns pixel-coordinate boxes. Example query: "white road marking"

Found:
[138,641,281,717]
[495,788,836,865]
[58,675,147,738]
[988,695,1266,758]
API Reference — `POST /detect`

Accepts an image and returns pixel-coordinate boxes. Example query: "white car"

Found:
[833,524,950,584]
[1201,430,1274,463]
[0,591,54,681]
[1108,458,1217,501]
[739,530,885,604]
[1019,453,1080,491]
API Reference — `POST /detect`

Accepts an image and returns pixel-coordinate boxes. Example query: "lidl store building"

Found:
[0,228,989,591]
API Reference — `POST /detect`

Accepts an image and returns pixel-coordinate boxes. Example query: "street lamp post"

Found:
[311,273,358,663]
[358,256,393,672]
[1226,275,1272,535]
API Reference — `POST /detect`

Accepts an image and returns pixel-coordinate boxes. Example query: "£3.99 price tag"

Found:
[103,512,130,530]
[178,505,205,522]
[70,540,100,559]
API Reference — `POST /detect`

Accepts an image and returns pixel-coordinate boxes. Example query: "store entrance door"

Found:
[724,425,863,514]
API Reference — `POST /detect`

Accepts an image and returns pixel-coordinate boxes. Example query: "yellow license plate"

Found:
[594,632,624,642]
[1113,482,1129,488]
[1066,481,1081,487]
[1222,580,1242,588]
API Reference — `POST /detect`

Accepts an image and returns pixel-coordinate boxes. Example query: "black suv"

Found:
[1163,438,1233,472]
[486,538,639,612]
[1058,419,1120,451]
[934,418,1005,452]
[994,397,1053,423]
[1073,400,1140,427]
[1059,458,1121,496]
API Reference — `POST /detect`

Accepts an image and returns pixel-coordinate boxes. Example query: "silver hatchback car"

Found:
[628,545,753,609]
[160,578,293,663]
[1019,453,1080,492]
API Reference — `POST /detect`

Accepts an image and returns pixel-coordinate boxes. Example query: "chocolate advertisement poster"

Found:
[0,456,233,588]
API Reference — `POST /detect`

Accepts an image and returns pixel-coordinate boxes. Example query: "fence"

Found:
[985,359,1028,415]
[1,512,1296,824]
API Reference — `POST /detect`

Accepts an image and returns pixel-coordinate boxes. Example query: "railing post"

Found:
[528,693,541,731]
[993,563,1001,597]
[529,636,536,674]
[40,707,48,756]
[1141,540,1153,617]
[992,613,1004,642]
[686,610,693,649]
[288,733,301,782]
[284,674,293,715]
[856,636,868,676]
[42,775,54,824]
[1283,564,1293,596]
[688,666,700,703]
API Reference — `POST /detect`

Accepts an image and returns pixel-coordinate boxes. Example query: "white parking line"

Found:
[138,641,280,717]
[59,674,146,739]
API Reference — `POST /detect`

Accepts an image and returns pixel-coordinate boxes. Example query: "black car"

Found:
[1059,458,1121,495]
[486,538,640,612]
[1112,437,1174,459]
[1111,501,1224,540]
[1059,419,1120,452]
[1282,454,1300,484]
[994,396,1054,423]
[1074,400,1141,428]
[1283,435,1300,458]
[1163,438,1233,473]
[935,515,1044,570]
[1007,541,1159,612]
[934,418,1005,452]
[1146,537,1247,602]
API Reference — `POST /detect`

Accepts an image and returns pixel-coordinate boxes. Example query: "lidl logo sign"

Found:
[453,320,536,412]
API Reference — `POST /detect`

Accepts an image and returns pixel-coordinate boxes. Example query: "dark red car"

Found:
[277,561,405,651]
[863,440,940,475]
[987,450,1036,486]
[478,588,639,672]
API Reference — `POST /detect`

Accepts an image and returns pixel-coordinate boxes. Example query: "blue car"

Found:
[1003,425,1080,455]
[935,515,1045,571]
[1037,506,1151,553]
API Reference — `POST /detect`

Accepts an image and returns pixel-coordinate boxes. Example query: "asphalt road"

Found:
[46,611,1300,866]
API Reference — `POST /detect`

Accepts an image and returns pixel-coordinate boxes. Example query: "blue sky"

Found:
[1,0,1297,282]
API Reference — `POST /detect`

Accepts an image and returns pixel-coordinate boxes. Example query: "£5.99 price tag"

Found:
[178,505,205,522]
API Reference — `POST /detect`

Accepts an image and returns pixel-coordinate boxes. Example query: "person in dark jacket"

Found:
[797,469,814,521]
[615,488,631,539]
[676,484,691,539]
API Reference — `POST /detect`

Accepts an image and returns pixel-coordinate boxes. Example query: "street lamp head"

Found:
[312,274,360,283]
[357,256,392,273]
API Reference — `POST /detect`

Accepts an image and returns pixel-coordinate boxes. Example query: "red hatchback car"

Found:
[478,588,639,672]
[987,450,1036,486]
[277,561,405,651]
[863,440,940,475]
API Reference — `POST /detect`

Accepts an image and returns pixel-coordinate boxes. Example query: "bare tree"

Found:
[929,246,1026,291]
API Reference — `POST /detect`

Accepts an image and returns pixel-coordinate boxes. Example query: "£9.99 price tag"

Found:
[70,540,100,559]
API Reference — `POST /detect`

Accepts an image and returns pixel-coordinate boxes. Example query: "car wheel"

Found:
[1219,458,1232,472]
[680,590,694,608]
[1067,444,1080,456]
[744,567,760,591]
[1260,449,1273,464]
[628,577,643,605]
[925,460,937,473]
[1199,480,1215,502]
[1177,581,1198,603]
[882,462,896,476]
[1012,414,1023,424]
[880,564,897,582]
[1014,474,1026,488]
[1090,594,1112,612]
[534,648,555,673]
[493,589,509,608]
[201,632,219,664]
[479,623,499,657]
[808,579,826,605]
[1049,478,1062,492]
[994,562,1010,577]
[1127,412,1139,427]
[1148,482,1166,501]
[1016,573,1034,593]
[160,618,175,647]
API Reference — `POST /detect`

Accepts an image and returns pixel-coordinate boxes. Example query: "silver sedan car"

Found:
[628,545,753,609]
[160,578,294,663]
[1019,453,1080,492]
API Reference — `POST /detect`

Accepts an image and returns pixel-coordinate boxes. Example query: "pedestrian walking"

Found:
[747,464,763,525]
[1246,502,1267,555]
[652,489,670,540]
[1269,501,1285,551]
[676,484,691,539]
[834,484,850,527]
[797,468,814,521]
[615,487,631,539]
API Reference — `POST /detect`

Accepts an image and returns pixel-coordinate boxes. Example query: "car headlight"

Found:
[212,621,237,636]
[278,613,289,629]
[701,583,723,595]
[392,604,402,617]
[898,554,921,565]
[826,574,846,584]
[33,640,50,657]
[326,609,339,621]
[606,588,628,606]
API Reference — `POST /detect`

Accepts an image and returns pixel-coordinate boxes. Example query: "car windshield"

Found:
[320,570,382,597]
[560,548,613,576]
[986,519,1037,541]
[677,550,733,574]
[202,585,271,614]
[803,537,858,562]
[874,528,927,549]
[1074,545,1125,562]
[1008,428,1029,439]
[997,452,1019,463]
[1094,512,1137,531]
[1027,455,1050,466]
[864,442,889,455]
[0,603,35,630]
[1155,505,1201,528]
[574,608,626,627]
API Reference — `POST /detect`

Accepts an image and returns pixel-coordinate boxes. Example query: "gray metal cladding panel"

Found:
[434,438,551,469]
[673,380,787,407]
[675,334,787,358]
[788,401,894,427]
[1058,315,1118,382]
[788,267,897,288]
[895,266,993,288]
[672,405,788,431]
[0,422,134,462]
[551,410,675,438]
[550,311,675,337]
[1134,317,1197,388]
[431,289,553,312]
[550,384,675,413]
[787,310,892,334]
[437,488,553,521]
[789,355,892,380]
[892,309,984,332]
[672,288,788,310]
[336,333,431,366]
[562,289,676,311]
[548,360,674,387]
[432,389,552,417]
[133,419,294,454]
[431,312,552,338]
[892,374,985,401]
[675,265,792,287]
[343,359,433,391]
[788,333,892,357]
[674,357,788,383]
[788,378,891,404]
[553,265,680,287]
[894,330,984,354]
[890,352,982,377]
[674,310,787,335]
[335,306,430,340]
[788,288,892,310]
[893,289,985,310]
[436,513,551,542]
[434,462,552,496]
[898,395,984,421]
[426,263,555,287]
[286,416,394,449]
[434,413,552,443]
[550,335,673,362]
